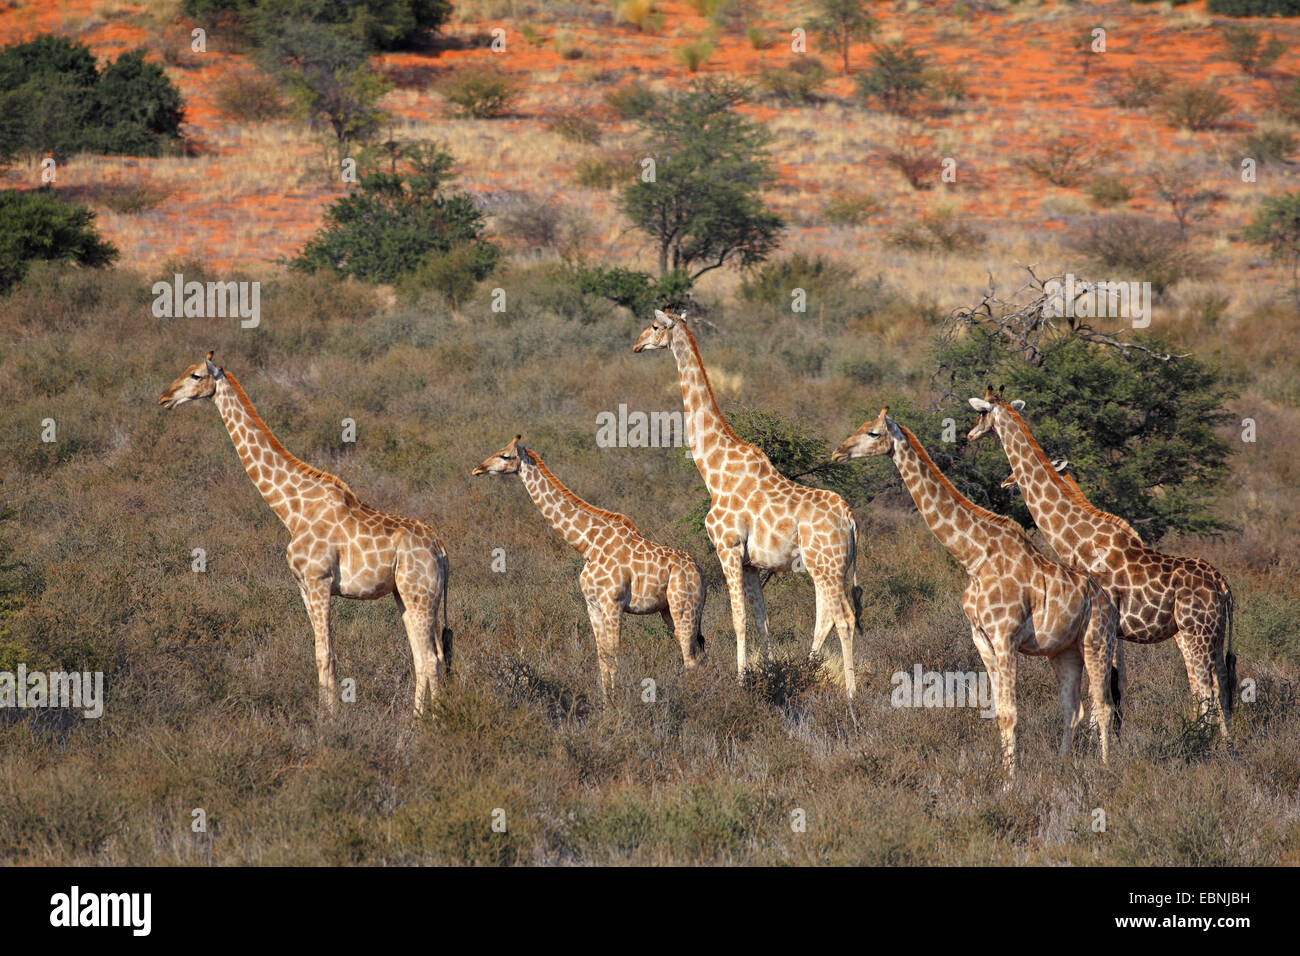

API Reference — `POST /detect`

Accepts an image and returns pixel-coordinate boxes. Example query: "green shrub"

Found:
[888,207,986,253]
[759,57,828,104]
[215,69,289,121]
[398,243,491,308]
[1160,82,1233,131]
[675,39,714,72]
[0,36,183,160]
[822,192,881,225]
[438,67,519,119]
[1219,23,1286,75]
[573,155,632,190]
[91,183,170,215]
[181,0,453,52]
[1087,174,1133,208]
[293,142,499,285]
[855,40,928,114]
[1106,67,1170,109]
[1072,213,1195,294]
[1207,0,1300,16]
[604,82,659,119]
[0,189,118,293]
[1270,77,1300,124]
[933,326,1234,539]
[552,31,584,59]
[1018,133,1100,188]
[549,113,600,144]
[1241,127,1296,166]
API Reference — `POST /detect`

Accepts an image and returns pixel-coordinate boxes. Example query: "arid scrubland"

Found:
[0,0,1299,864]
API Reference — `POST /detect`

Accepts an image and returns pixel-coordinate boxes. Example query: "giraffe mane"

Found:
[526,449,638,533]
[678,322,751,449]
[223,371,358,500]
[898,424,1034,545]
[1001,403,1143,543]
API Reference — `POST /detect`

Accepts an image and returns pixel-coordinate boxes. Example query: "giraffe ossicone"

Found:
[634,309,861,697]
[832,406,1120,775]
[472,435,705,700]
[158,353,452,718]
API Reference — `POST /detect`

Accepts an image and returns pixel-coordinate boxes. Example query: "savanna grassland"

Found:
[1,0,1300,865]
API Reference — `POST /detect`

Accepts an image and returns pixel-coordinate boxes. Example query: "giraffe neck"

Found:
[891,424,1006,573]
[993,406,1137,557]
[212,373,332,528]
[669,323,750,491]
[517,453,607,558]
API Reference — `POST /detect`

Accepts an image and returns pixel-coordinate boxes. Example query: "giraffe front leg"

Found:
[715,543,748,681]
[974,625,1017,779]
[299,579,338,717]
[596,597,622,702]
[742,566,772,661]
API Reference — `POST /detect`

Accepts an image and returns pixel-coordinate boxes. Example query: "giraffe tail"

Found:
[849,516,862,631]
[439,549,453,678]
[1222,584,1236,718]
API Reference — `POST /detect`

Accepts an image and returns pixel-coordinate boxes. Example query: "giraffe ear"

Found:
[968,398,992,412]
[205,356,224,379]
[1009,399,1026,411]
[654,309,677,327]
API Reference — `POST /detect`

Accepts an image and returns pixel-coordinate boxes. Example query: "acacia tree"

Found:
[620,79,784,280]
[811,0,877,75]
[1243,189,1300,300]
[261,23,390,153]
[924,270,1233,540]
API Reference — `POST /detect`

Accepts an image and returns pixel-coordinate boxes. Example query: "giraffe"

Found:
[634,310,860,697]
[158,352,451,718]
[832,407,1120,775]
[968,386,1236,736]
[473,436,705,698]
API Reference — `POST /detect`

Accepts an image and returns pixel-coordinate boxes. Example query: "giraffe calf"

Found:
[473,437,705,699]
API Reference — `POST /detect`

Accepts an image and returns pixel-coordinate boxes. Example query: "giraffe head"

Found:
[472,435,535,476]
[1001,457,1072,490]
[632,309,684,353]
[158,351,224,409]
[965,384,1024,442]
[830,407,898,462]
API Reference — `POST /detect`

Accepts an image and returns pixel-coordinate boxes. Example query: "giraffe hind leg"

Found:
[742,566,772,661]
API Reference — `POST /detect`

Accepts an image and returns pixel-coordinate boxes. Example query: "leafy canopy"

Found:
[620,78,784,279]
[0,36,183,161]
[293,142,499,285]
[0,189,118,293]
[927,326,1233,540]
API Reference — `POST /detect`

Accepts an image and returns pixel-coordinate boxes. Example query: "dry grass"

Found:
[0,258,1298,864]
[3,0,1300,866]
